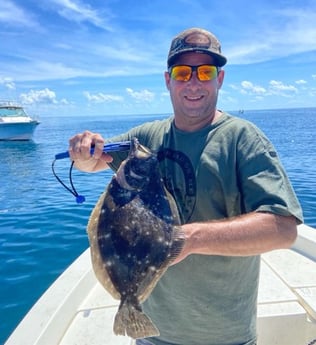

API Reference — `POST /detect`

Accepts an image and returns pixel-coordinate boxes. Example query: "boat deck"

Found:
[258,249,316,344]
[5,224,316,345]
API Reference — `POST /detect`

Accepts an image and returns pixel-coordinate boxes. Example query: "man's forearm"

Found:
[176,212,298,263]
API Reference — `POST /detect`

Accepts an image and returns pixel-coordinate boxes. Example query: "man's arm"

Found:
[174,212,297,264]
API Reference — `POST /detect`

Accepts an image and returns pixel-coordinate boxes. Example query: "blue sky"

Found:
[1,0,316,117]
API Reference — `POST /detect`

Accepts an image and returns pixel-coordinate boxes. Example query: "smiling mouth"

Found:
[184,95,204,101]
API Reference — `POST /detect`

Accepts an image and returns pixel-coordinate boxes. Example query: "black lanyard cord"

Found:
[51,159,85,203]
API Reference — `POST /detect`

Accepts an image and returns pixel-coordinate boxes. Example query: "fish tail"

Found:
[113,300,159,339]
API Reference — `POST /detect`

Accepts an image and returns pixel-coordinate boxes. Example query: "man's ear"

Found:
[164,71,171,90]
[217,69,225,89]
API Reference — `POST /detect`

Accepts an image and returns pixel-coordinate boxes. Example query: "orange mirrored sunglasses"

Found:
[169,64,218,82]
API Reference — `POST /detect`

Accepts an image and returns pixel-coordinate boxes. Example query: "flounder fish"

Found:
[87,137,185,339]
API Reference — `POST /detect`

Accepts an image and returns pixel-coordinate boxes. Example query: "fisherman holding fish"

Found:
[69,28,303,345]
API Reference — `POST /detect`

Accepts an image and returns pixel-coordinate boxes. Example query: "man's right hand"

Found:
[68,130,112,172]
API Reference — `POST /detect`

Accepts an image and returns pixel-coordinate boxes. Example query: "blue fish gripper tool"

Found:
[52,141,131,203]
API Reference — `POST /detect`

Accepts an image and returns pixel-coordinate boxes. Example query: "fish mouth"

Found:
[130,137,140,152]
[115,137,155,191]
[130,137,152,159]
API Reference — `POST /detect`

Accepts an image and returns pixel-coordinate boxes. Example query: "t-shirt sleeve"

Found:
[236,123,303,224]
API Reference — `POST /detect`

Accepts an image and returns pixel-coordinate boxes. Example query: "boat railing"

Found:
[0,100,40,123]
[293,224,316,262]
[0,100,22,107]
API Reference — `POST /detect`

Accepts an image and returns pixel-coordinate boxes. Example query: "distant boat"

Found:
[0,101,40,141]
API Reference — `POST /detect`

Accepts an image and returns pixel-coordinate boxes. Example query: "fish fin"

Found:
[138,265,169,303]
[138,226,186,303]
[113,301,159,339]
[90,251,121,300]
[87,191,121,300]
[167,225,186,264]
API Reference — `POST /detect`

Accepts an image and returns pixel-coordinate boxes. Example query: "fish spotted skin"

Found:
[87,137,185,339]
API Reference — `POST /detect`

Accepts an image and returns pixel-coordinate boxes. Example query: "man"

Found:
[69,28,303,345]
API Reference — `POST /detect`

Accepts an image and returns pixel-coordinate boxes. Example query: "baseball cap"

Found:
[167,28,227,68]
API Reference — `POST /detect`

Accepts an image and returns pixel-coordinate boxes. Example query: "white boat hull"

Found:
[0,121,39,140]
[5,224,316,345]
[0,101,40,140]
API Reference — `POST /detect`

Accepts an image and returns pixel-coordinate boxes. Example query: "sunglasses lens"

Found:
[170,65,218,81]
[170,65,192,81]
[197,65,217,81]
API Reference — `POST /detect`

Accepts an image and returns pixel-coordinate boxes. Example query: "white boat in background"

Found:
[0,101,40,140]
[5,224,316,345]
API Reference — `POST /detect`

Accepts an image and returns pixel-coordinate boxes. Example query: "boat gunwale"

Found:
[4,224,316,345]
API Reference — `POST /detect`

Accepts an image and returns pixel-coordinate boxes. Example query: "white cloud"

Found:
[295,80,307,85]
[0,77,16,90]
[269,80,298,94]
[60,98,70,105]
[126,88,155,102]
[277,8,316,48]
[308,88,316,97]
[0,1,37,27]
[19,88,58,105]
[230,79,300,102]
[226,7,316,64]
[83,91,123,103]
[51,0,113,30]
[9,61,94,82]
[241,81,266,95]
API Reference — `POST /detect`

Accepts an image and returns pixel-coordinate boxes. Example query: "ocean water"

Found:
[1,108,315,343]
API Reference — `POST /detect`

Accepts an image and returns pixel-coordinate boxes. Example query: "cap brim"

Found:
[168,49,227,67]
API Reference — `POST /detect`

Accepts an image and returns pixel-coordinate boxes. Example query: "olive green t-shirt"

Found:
[108,112,303,345]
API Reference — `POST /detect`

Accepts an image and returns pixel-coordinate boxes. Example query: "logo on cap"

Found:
[184,32,211,49]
